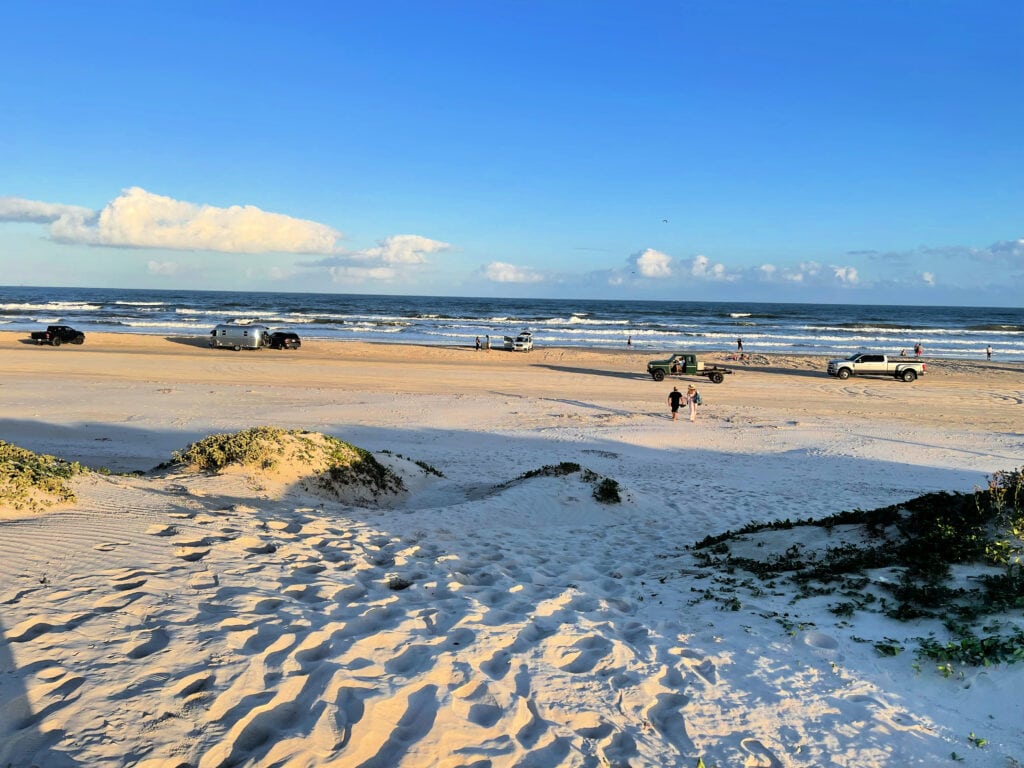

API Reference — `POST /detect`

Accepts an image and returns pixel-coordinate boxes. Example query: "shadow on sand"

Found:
[536,364,649,381]
[164,335,214,349]
[0,613,79,766]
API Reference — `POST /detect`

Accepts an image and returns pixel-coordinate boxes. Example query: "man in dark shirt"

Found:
[668,387,683,421]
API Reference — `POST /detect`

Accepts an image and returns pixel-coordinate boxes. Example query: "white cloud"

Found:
[690,254,731,281]
[354,234,451,265]
[147,260,180,276]
[483,261,545,283]
[0,197,94,225]
[3,188,342,254]
[759,264,777,277]
[833,266,859,283]
[634,248,672,278]
[922,271,935,286]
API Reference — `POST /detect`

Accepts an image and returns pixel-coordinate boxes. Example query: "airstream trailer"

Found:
[209,323,270,350]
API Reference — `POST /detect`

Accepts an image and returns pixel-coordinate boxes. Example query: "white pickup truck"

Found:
[827,353,926,382]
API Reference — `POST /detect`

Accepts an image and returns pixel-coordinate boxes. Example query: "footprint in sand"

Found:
[7,618,55,643]
[741,737,784,768]
[645,692,692,755]
[175,546,210,562]
[800,630,843,661]
[558,635,614,674]
[235,536,277,554]
[126,628,170,659]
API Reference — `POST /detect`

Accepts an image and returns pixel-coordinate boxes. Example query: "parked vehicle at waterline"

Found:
[503,331,534,352]
[826,353,926,382]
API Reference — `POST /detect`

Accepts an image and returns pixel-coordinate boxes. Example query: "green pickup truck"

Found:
[647,353,733,383]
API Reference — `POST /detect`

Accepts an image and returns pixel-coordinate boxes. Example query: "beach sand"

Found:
[1,331,1022,766]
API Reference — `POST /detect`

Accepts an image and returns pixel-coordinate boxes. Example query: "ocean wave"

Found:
[966,324,1024,333]
[0,301,102,312]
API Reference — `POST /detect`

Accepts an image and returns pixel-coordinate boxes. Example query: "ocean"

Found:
[1,285,1021,361]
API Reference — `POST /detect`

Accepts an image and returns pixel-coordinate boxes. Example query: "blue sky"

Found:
[2,1,1021,305]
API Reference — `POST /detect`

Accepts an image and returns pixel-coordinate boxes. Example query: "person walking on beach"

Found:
[987,345,992,360]
[627,335,632,347]
[914,342,923,357]
[736,338,743,353]
[475,336,481,351]
[685,384,700,422]
[485,334,491,351]
[668,387,683,421]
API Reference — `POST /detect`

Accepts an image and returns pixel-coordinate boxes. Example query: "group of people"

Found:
[667,385,700,422]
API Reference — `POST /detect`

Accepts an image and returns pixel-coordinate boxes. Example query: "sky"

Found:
[1,1,1022,306]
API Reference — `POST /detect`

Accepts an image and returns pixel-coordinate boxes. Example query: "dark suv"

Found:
[268,331,301,350]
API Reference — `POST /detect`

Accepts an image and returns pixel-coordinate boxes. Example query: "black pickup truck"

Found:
[30,325,86,346]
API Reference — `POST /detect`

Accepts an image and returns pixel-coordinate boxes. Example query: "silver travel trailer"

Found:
[209,323,270,350]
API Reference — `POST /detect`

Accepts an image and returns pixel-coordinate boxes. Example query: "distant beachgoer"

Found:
[475,336,481,351]
[627,335,632,347]
[736,338,743,353]
[485,334,491,351]
[668,387,683,421]
[986,345,992,360]
[914,343,922,357]
[900,349,907,357]
[685,385,699,422]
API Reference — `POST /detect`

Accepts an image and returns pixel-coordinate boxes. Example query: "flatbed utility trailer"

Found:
[647,352,733,383]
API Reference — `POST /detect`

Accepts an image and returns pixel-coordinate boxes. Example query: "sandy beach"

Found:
[1,331,1023,767]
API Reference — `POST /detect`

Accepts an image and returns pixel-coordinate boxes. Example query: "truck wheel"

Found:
[73,335,84,344]
[901,369,917,382]
[52,336,62,347]
[652,370,665,382]
[711,372,724,384]
[837,368,850,380]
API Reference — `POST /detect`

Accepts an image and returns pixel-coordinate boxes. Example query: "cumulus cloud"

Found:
[483,261,545,283]
[354,234,451,265]
[2,188,342,254]
[833,266,859,283]
[922,271,936,286]
[690,254,730,281]
[632,248,672,278]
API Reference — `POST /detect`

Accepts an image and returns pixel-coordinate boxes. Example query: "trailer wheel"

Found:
[52,336,62,347]
[901,369,917,382]
[710,372,724,384]
[651,369,665,382]
[836,368,850,380]
[233,345,241,351]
